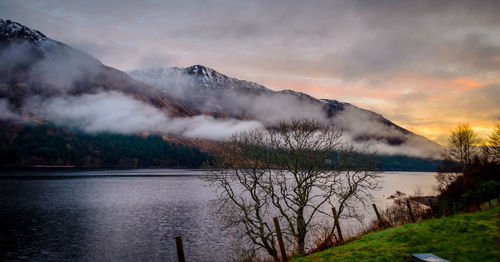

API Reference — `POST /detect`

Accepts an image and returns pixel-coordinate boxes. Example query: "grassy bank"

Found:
[292,205,500,262]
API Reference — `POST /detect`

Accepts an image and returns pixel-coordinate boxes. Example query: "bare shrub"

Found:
[383,191,431,225]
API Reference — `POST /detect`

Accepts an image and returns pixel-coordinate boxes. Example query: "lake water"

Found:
[0,169,437,261]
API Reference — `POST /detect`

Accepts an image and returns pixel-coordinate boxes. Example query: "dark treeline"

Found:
[327,152,439,171]
[377,155,440,171]
[0,121,209,168]
[437,157,500,214]
[0,120,442,171]
[434,123,500,215]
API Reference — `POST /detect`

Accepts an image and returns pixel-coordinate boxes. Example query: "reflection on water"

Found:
[0,169,436,261]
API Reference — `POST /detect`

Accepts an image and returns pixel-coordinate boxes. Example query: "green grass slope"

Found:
[293,205,500,262]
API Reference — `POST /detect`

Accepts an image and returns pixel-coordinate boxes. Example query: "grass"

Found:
[292,204,500,262]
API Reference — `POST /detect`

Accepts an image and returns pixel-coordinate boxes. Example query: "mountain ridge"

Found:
[0,18,197,119]
[0,18,442,159]
[129,65,423,146]
[0,19,47,43]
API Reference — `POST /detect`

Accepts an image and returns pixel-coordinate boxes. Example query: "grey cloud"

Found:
[2,0,499,79]
[2,0,496,157]
[135,53,180,69]
[458,84,500,120]
[439,34,500,74]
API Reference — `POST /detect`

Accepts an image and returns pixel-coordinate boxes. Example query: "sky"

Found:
[1,0,499,144]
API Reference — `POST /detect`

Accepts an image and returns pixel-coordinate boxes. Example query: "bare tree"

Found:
[447,123,481,168]
[485,123,500,162]
[206,130,280,261]
[206,119,381,258]
[436,123,481,192]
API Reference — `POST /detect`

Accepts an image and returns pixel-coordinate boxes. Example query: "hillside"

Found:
[292,205,500,262]
[0,121,209,168]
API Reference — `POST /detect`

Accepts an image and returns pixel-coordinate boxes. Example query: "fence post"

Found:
[428,198,434,218]
[273,217,287,262]
[372,203,383,225]
[406,199,416,223]
[175,236,186,262]
[332,207,344,244]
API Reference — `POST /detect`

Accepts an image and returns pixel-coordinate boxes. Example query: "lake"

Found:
[0,169,437,261]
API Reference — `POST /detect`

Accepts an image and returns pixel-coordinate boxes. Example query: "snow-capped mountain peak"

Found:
[0,19,47,43]
[129,65,270,92]
[185,65,227,79]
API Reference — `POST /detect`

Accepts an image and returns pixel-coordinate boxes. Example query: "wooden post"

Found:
[372,203,383,225]
[175,236,186,262]
[332,207,344,244]
[273,217,287,262]
[427,198,434,218]
[406,199,415,223]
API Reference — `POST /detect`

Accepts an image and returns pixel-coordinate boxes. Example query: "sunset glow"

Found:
[1,0,499,144]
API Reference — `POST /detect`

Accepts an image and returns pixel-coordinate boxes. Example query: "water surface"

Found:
[0,169,436,261]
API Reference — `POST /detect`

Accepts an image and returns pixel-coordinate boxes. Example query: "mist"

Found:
[128,68,327,124]
[0,40,101,91]
[32,89,440,158]
[34,91,263,140]
[0,98,21,120]
[334,107,442,159]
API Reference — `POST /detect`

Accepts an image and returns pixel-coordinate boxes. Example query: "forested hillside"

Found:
[0,121,209,168]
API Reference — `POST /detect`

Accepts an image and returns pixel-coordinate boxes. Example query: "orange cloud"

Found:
[254,71,498,145]
[454,78,485,90]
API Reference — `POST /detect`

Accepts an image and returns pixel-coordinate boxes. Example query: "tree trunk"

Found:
[297,236,306,257]
[264,243,279,262]
[296,209,307,256]
[273,217,287,262]
[271,251,279,262]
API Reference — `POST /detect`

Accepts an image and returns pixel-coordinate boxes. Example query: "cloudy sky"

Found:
[1,0,499,144]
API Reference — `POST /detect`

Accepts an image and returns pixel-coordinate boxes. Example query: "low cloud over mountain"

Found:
[1,19,441,158]
[128,65,442,158]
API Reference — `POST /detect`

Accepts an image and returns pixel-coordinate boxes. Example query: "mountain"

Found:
[129,65,283,119]
[129,65,442,158]
[0,19,194,118]
[0,19,441,165]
